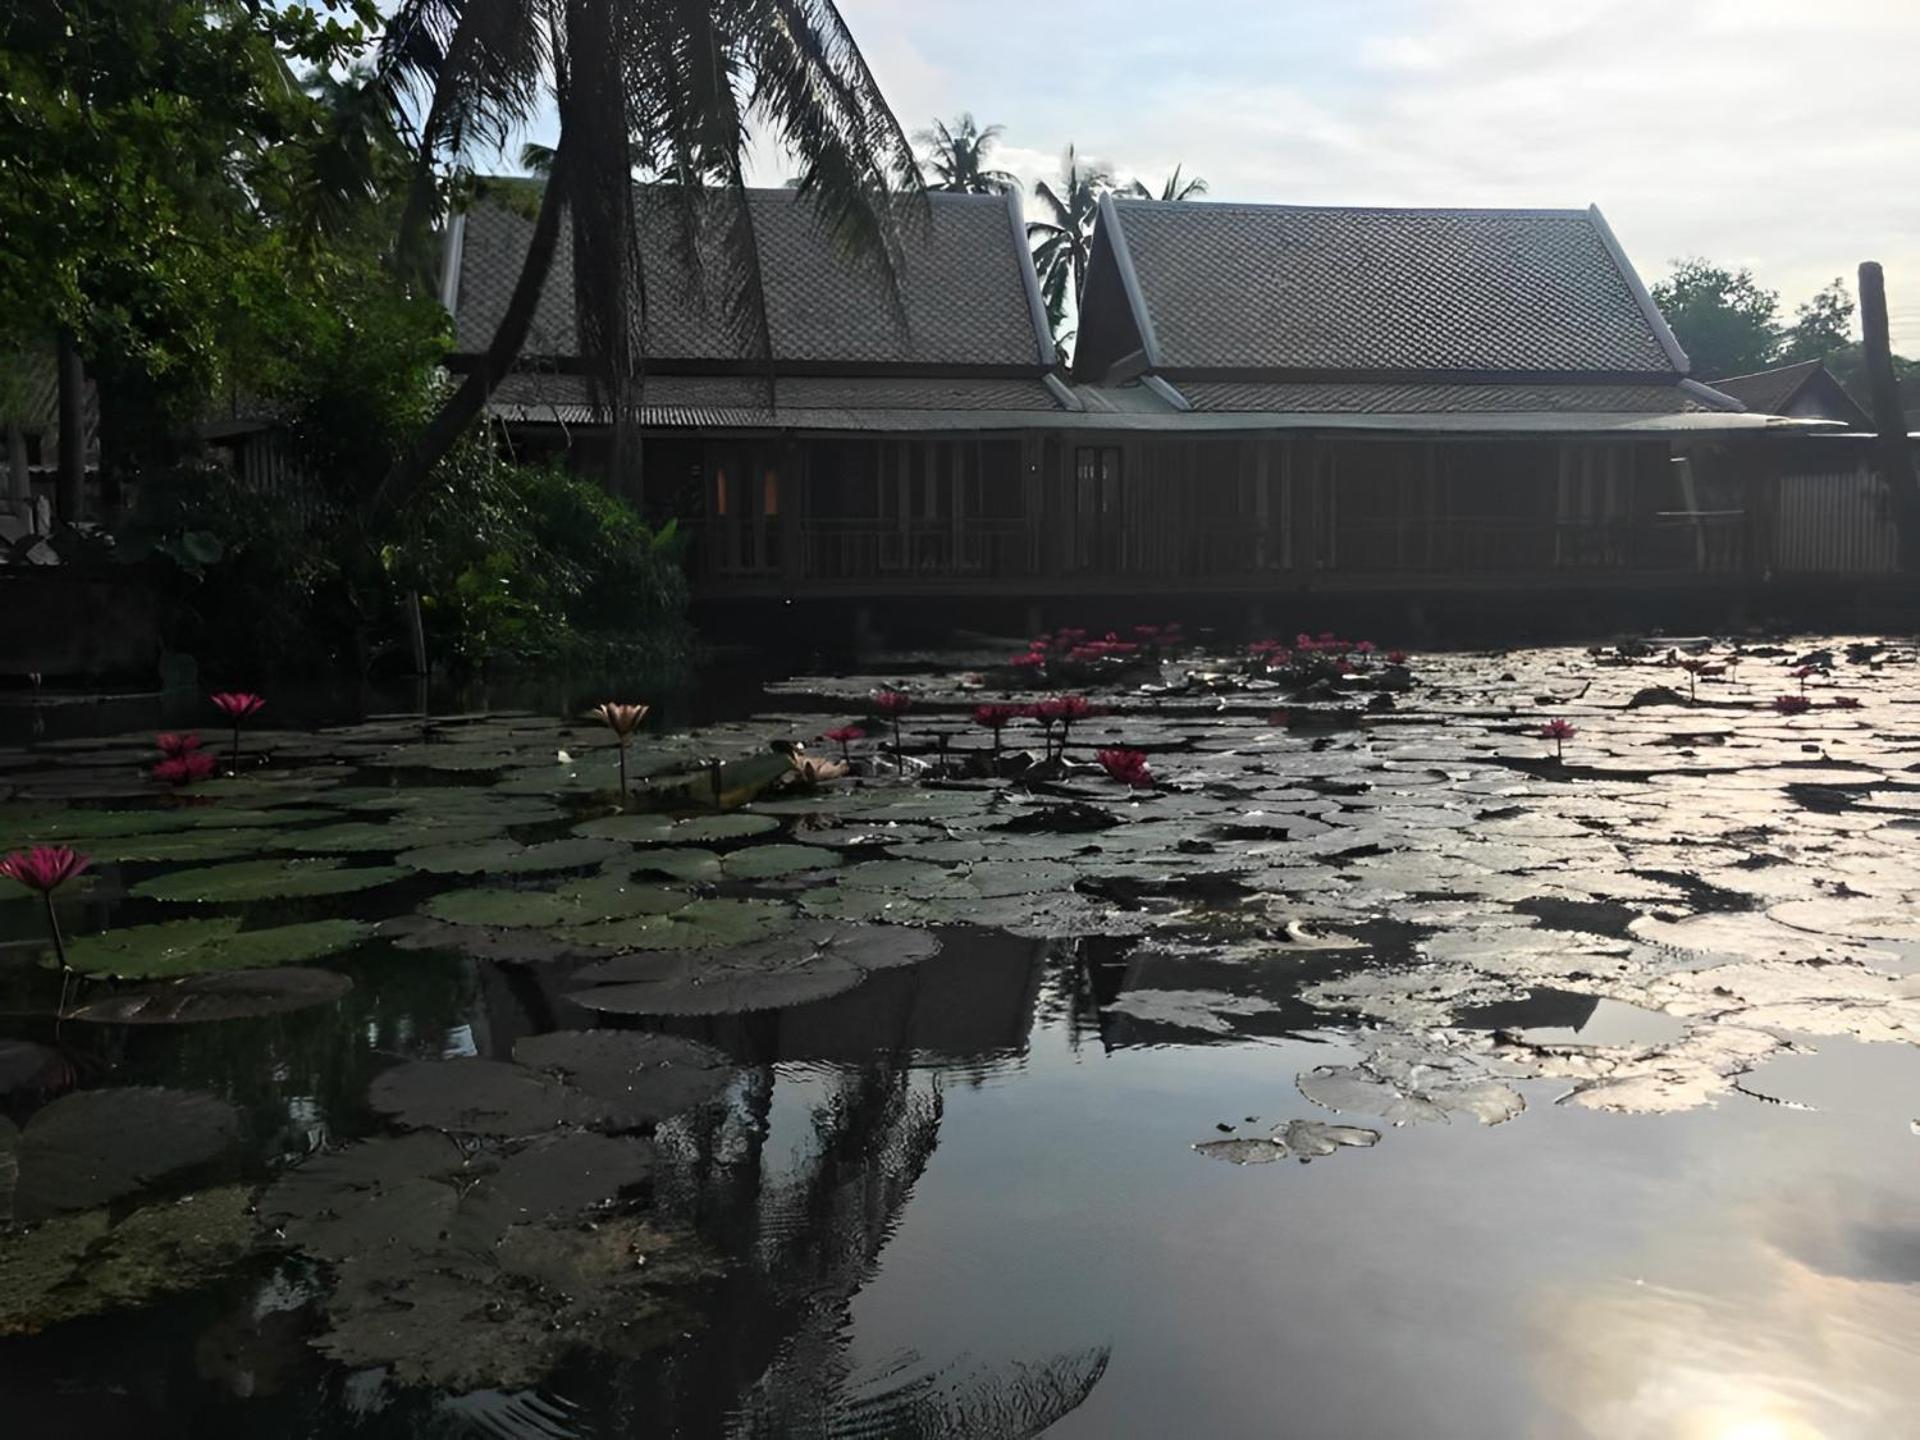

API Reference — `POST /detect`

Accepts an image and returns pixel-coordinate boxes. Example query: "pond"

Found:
[2,632,1918,1438]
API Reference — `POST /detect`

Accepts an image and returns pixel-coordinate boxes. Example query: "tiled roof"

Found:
[451,185,1050,370]
[486,371,1063,429]
[1176,380,1713,415]
[1090,199,1681,376]
[1706,360,1871,428]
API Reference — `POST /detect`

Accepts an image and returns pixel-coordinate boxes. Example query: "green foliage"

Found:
[386,439,691,672]
[1779,279,1856,365]
[1650,258,1781,379]
[115,461,361,674]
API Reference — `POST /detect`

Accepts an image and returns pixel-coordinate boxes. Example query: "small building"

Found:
[451,185,1827,612]
[1709,359,1874,429]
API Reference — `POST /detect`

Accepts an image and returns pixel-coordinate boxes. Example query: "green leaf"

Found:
[64,916,374,978]
[130,858,407,903]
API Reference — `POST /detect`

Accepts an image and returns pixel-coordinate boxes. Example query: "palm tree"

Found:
[1026,146,1113,349]
[1127,164,1207,202]
[364,0,922,525]
[915,113,1019,194]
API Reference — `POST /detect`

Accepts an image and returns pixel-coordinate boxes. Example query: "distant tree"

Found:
[1778,278,1855,364]
[1650,258,1780,379]
[916,114,1019,195]
[1027,147,1115,348]
[1127,165,1207,202]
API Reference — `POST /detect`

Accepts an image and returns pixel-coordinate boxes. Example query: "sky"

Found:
[510,0,1920,352]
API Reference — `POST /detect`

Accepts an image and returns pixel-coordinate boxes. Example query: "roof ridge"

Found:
[1712,358,1824,383]
[1107,196,1593,219]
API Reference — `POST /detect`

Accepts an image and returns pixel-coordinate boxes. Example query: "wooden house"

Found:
[1709,360,1874,429]
[448,186,1825,608]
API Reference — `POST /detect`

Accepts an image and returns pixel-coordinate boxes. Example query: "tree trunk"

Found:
[55,328,85,523]
[1859,262,1920,572]
[364,145,569,528]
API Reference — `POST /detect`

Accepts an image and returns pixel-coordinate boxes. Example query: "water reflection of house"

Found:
[448,184,1875,616]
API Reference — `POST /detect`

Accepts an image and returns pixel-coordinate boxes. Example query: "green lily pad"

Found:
[69,967,354,1024]
[560,897,792,951]
[63,916,374,979]
[0,1185,255,1337]
[420,878,684,930]
[2,806,198,842]
[131,858,408,903]
[369,1059,618,1137]
[718,843,843,880]
[266,819,504,855]
[668,812,782,844]
[511,1032,734,1125]
[571,814,677,844]
[629,848,724,883]
[83,828,271,864]
[400,837,623,875]
[11,1086,243,1220]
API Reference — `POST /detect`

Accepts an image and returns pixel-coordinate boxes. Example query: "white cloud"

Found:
[831,0,1920,351]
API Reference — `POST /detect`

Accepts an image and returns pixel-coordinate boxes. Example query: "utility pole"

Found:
[1859,262,1919,572]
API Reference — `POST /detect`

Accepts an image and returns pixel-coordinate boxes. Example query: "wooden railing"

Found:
[1327,515,1748,575]
[802,519,1035,581]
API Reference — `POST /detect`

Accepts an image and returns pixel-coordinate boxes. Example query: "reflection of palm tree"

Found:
[1027,147,1114,349]
[1127,164,1207,202]
[916,114,1020,194]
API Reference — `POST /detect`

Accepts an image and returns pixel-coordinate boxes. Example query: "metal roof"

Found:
[450,185,1053,370]
[1074,197,1686,380]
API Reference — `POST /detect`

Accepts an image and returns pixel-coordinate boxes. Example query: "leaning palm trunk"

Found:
[366,140,569,526]
[364,0,923,530]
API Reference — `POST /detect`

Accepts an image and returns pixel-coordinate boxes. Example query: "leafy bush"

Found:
[386,439,690,673]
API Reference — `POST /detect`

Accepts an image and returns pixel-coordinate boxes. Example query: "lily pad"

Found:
[400,837,624,875]
[368,1058,617,1137]
[420,879,684,930]
[12,1087,243,1219]
[665,812,782,844]
[265,819,504,854]
[560,897,793,952]
[511,1032,734,1125]
[63,916,373,979]
[131,858,408,903]
[718,843,844,879]
[81,828,269,864]
[0,1185,255,1336]
[564,923,920,1016]
[69,967,354,1024]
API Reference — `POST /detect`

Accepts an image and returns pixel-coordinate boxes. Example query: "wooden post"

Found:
[1859,262,1920,572]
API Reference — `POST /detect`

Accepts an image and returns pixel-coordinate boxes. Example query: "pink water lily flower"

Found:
[0,846,90,894]
[822,724,865,761]
[1539,718,1577,761]
[1773,694,1812,715]
[873,689,912,753]
[210,691,266,771]
[209,692,266,721]
[1,845,91,978]
[1097,748,1153,788]
[156,732,202,757]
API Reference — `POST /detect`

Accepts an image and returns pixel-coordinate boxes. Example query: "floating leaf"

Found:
[560,897,792,952]
[82,828,269,864]
[63,916,373,979]
[718,843,843,880]
[264,819,504,855]
[11,1087,242,1219]
[665,812,782,844]
[368,1058,617,1137]
[70,967,353,1024]
[400,837,623,875]
[564,923,924,1015]
[511,1032,734,1125]
[131,858,407,903]
[0,1185,254,1336]
[420,876,685,929]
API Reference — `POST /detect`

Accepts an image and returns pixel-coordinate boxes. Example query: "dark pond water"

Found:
[2,635,1918,1438]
